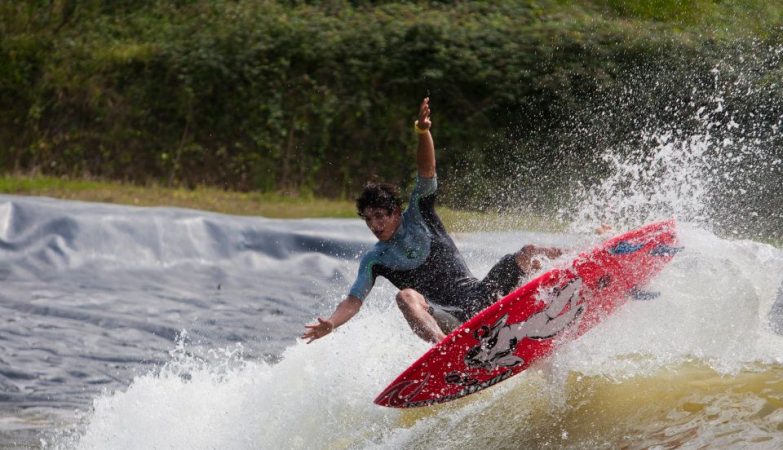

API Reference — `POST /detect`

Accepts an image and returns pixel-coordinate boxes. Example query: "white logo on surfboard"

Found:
[464,278,585,371]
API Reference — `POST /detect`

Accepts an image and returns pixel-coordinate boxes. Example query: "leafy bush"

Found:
[1,0,781,205]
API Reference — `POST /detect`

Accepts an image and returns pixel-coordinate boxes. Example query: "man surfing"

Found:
[303,98,562,344]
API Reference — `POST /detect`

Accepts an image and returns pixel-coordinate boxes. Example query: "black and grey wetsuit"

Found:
[349,176,523,322]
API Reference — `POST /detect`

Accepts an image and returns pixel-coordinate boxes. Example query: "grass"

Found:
[0,174,358,218]
[0,174,565,233]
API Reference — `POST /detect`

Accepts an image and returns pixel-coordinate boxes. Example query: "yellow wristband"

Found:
[414,120,430,135]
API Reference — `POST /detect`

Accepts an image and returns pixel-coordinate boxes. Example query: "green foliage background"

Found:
[1,0,782,204]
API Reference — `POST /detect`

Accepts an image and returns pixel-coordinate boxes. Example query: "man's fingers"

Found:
[302,316,334,344]
[420,98,430,117]
[302,328,321,341]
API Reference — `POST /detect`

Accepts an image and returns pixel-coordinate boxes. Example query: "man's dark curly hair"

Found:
[356,182,402,217]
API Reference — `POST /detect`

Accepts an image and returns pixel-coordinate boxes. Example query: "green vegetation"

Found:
[1,1,782,208]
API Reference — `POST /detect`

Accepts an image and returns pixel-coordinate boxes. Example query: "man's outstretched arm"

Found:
[415,97,435,178]
[302,295,362,343]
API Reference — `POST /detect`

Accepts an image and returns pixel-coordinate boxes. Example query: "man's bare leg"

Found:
[396,289,447,343]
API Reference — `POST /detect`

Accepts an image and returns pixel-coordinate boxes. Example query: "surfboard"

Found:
[375,218,681,408]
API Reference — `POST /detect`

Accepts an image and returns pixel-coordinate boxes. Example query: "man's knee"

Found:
[517,245,537,258]
[514,245,533,264]
[521,245,562,257]
[396,289,427,312]
[515,245,542,273]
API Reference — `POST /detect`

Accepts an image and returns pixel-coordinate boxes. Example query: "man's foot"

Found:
[595,223,613,235]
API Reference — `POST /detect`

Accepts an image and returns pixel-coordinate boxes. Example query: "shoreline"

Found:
[0,174,564,233]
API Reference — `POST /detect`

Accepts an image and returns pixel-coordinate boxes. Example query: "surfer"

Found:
[303,97,562,344]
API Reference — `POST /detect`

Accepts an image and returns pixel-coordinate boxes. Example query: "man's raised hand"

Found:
[417,97,432,130]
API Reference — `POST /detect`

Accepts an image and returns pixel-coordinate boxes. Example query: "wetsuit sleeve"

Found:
[348,253,377,301]
[405,175,437,222]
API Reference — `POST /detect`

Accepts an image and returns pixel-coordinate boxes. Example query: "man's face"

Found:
[361,207,401,241]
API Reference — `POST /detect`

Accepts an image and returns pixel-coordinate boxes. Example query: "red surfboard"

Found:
[375,219,680,408]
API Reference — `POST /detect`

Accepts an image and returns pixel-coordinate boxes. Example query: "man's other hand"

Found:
[302,317,334,344]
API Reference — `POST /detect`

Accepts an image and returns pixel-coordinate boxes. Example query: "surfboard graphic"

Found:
[375,219,680,408]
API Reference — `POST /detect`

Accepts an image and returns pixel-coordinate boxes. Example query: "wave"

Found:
[48,223,783,449]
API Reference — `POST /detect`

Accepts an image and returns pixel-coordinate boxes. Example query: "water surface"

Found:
[1,194,782,448]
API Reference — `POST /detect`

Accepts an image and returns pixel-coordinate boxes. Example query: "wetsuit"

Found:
[349,176,523,322]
